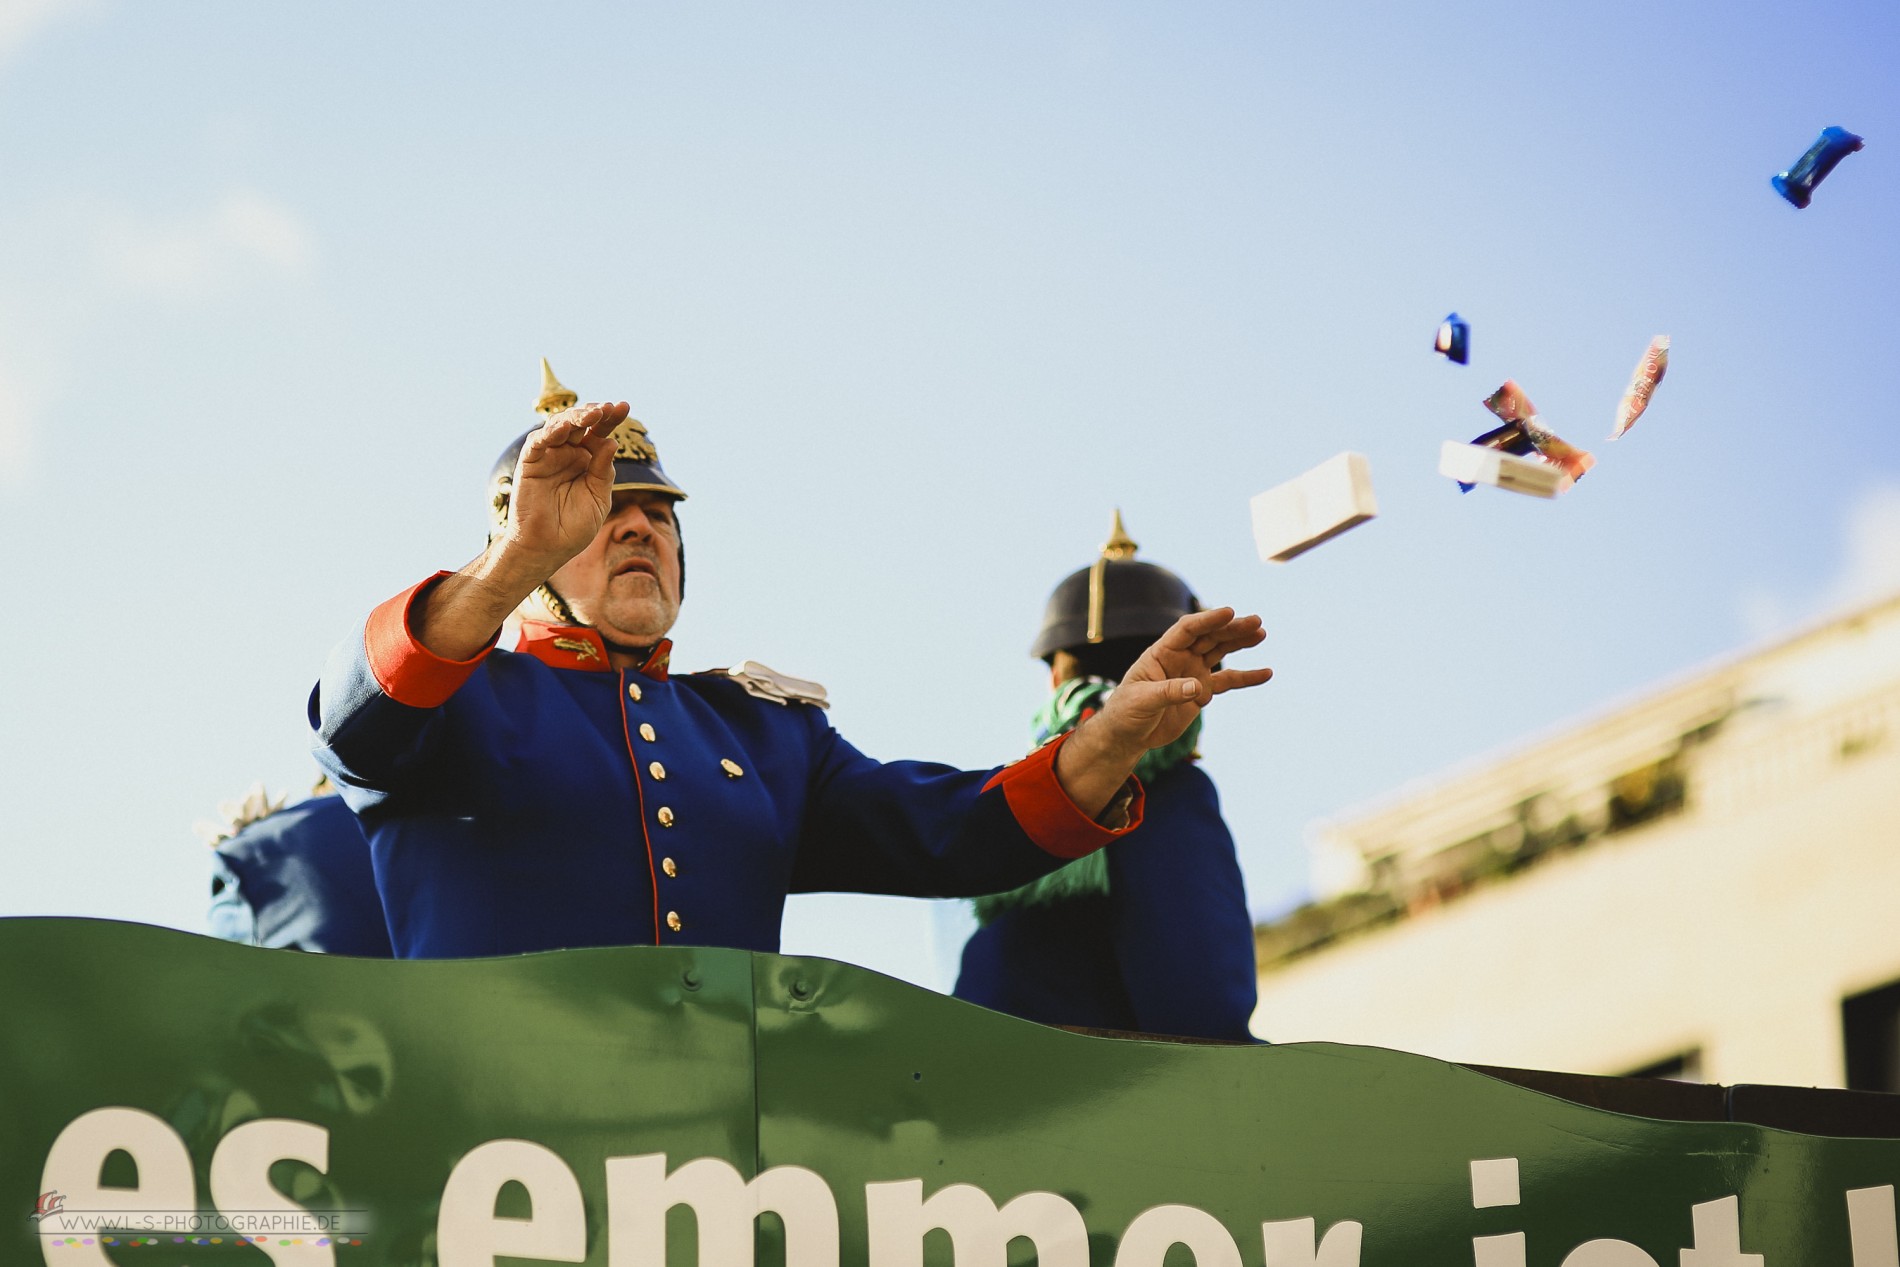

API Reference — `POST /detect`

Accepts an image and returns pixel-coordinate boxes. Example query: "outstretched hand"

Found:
[500,401,629,571]
[1053,607,1273,818]
[1095,607,1271,753]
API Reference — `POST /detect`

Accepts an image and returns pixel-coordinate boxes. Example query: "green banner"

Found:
[3,917,1898,1265]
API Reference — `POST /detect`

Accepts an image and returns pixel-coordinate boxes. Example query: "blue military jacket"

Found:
[953,763,1258,1041]
[209,795,393,957]
[311,575,1141,959]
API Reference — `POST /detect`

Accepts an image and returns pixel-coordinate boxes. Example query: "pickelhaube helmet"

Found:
[486,358,687,537]
[486,359,689,622]
[1030,510,1199,668]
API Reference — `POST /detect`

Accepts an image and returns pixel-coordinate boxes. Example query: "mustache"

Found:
[608,546,663,576]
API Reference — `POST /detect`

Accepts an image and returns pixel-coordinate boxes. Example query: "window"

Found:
[1605,757,1686,834]
[1843,980,1900,1092]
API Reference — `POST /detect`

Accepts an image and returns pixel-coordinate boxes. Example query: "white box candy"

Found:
[1437,441,1569,498]
[1250,451,1378,564]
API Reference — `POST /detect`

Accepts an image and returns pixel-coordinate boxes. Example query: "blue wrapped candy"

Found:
[1433,312,1470,365]
[1773,126,1864,209]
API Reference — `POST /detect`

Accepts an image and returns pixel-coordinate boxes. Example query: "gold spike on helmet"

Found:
[534,357,578,414]
[1030,509,1198,662]
[1086,509,1140,643]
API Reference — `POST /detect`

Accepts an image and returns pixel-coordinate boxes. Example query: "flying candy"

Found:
[1773,126,1864,209]
[1433,313,1470,365]
[1444,381,1596,495]
[1250,452,1379,563]
[1481,380,1595,484]
[1612,336,1670,439]
[1438,442,1569,499]
[1447,418,1539,494]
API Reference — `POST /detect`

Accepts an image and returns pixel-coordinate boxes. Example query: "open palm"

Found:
[1096,608,1272,754]
[502,401,628,568]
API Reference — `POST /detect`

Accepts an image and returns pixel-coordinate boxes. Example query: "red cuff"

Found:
[982,732,1147,860]
[364,572,499,709]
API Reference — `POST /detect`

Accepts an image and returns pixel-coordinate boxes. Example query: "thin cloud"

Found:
[0,0,95,65]
[92,190,316,298]
[0,183,314,480]
[1741,481,1900,640]
[1826,484,1900,611]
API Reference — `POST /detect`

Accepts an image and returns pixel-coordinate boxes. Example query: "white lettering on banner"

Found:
[40,1111,1900,1265]
[1470,1155,1525,1267]
[1262,1216,1364,1266]
[39,1108,195,1267]
[437,1139,585,1267]
[605,1153,839,1267]
[37,1108,337,1267]
[1559,1241,1660,1267]
[1470,1159,1522,1209]
[1681,1196,1763,1267]
[866,1179,1087,1267]
[1848,1186,1900,1267]
[207,1119,336,1267]
[1114,1203,1244,1267]
[1475,1231,1527,1267]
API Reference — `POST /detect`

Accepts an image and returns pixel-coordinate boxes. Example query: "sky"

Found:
[0,0,1895,990]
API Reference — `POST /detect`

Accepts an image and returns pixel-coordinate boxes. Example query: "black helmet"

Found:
[1030,511,1198,672]
[485,358,689,620]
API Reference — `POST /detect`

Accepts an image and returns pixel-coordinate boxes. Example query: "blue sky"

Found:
[1,0,1894,988]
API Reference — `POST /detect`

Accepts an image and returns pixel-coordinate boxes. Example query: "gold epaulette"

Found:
[193,781,288,847]
[705,661,829,709]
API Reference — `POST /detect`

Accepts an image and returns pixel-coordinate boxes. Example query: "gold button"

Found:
[657,806,675,827]
[639,723,657,742]
[721,758,744,778]
[666,910,683,932]
[662,857,678,878]
[647,761,666,780]
[627,681,643,702]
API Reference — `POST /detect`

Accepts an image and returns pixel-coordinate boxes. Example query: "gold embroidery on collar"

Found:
[552,636,601,662]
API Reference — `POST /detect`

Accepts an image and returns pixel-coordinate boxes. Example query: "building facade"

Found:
[1253,593,1900,1090]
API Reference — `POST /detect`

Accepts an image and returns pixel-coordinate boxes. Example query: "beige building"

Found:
[1253,592,1900,1090]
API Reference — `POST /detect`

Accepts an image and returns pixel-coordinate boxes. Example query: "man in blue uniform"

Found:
[954,513,1259,1040]
[206,781,392,956]
[311,362,1272,959]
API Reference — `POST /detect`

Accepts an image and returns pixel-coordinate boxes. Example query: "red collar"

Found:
[515,622,672,681]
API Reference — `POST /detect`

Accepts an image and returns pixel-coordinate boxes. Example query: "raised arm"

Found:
[310,401,629,813]
[413,401,630,658]
[1053,606,1273,815]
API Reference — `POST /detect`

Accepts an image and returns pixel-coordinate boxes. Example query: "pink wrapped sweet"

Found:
[1482,380,1596,484]
[1612,336,1670,439]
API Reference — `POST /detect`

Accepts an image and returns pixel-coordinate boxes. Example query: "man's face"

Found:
[548,490,683,645]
